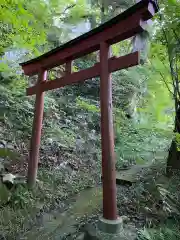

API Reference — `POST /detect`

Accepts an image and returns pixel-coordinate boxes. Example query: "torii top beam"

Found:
[20,0,158,76]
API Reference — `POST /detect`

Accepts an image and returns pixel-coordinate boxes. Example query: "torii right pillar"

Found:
[97,1,159,236]
[98,42,122,234]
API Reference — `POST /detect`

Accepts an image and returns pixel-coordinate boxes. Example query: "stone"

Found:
[83,223,137,240]
[0,144,4,149]
[98,217,123,234]
[0,162,4,173]
[121,216,130,224]
[2,173,16,189]
[116,163,153,185]
[6,143,15,150]
[84,225,99,240]
[76,233,85,240]
[0,140,6,147]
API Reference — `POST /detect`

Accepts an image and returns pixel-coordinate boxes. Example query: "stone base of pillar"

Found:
[98,217,123,234]
[83,217,136,240]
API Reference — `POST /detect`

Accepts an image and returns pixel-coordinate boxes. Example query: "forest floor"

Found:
[18,158,180,240]
[1,147,180,240]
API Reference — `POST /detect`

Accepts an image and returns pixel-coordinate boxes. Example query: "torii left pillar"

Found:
[28,69,47,187]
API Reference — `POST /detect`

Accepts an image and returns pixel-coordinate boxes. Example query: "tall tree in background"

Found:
[88,0,133,27]
[153,0,180,175]
[163,1,180,175]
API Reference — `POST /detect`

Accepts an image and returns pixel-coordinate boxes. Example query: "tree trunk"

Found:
[166,140,180,176]
[166,105,180,176]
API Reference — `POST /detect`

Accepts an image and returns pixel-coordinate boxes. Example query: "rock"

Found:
[121,215,130,223]
[14,174,26,185]
[2,173,16,189]
[0,140,6,148]
[46,138,53,145]
[116,163,153,186]
[84,223,137,240]
[3,173,15,183]
[76,233,85,240]
[6,143,14,150]
[48,156,57,163]
[83,225,99,240]
[68,162,78,171]
[58,143,71,151]
[0,162,4,173]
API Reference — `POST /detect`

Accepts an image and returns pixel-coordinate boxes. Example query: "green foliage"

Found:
[0,0,47,54]
[112,58,173,168]
[0,85,34,139]
[10,185,34,208]
[76,97,99,113]
[0,62,10,72]
[45,127,76,148]
[0,182,11,205]
[174,132,180,151]
[138,221,180,240]
[0,0,90,58]
[167,0,178,5]
[0,148,20,159]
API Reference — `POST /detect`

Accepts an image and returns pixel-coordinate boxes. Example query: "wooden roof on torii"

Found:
[20,0,158,77]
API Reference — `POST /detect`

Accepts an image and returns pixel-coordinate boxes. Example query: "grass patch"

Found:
[138,220,180,240]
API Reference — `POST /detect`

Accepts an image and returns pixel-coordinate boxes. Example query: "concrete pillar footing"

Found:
[98,216,123,234]
[83,220,137,240]
[83,217,126,240]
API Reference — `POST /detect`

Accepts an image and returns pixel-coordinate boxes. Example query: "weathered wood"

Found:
[27,52,139,96]
[65,61,72,75]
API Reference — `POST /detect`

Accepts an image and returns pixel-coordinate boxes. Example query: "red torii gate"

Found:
[20,0,158,224]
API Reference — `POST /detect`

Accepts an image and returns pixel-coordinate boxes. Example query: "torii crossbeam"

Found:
[20,0,158,224]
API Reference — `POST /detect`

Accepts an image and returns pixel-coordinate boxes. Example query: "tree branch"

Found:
[149,59,174,96]
[159,72,174,96]
[62,4,76,15]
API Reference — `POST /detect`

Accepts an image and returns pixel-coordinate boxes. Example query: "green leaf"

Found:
[136,158,145,165]
[0,182,11,205]
[168,0,176,4]
[0,148,20,159]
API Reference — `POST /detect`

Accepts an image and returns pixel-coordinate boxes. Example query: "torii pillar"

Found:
[28,69,47,186]
[98,42,121,233]
[100,43,117,219]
